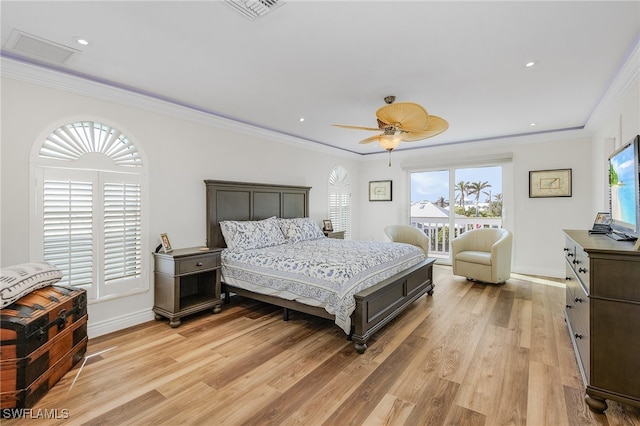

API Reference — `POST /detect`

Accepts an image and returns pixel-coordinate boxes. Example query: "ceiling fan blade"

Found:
[401,116,449,142]
[358,134,383,144]
[376,102,430,132]
[332,124,381,131]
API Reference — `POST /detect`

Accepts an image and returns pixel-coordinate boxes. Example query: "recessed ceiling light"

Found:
[530,122,537,126]
[525,60,539,68]
[299,117,305,122]
[73,37,91,46]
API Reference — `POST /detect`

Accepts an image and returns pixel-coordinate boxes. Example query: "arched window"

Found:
[328,165,351,239]
[31,121,148,301]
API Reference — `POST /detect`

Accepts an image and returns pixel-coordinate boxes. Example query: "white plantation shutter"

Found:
[33,121,146,301]
[103,179,142,283]
[42,177,94,288]
[328,166,351,239]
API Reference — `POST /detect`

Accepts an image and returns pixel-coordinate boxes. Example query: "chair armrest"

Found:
[451,232,473,256]
[491,231,513,272]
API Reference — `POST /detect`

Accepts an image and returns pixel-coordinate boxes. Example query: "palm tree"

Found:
[493,193,503,216]
[454,181,469,211]
[435,196,448,207]
[468,181,492,217]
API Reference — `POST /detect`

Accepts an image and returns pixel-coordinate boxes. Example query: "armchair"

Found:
[451,228,512,284]
[384,225,430,256]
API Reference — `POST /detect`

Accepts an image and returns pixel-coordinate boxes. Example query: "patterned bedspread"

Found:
[221,238,425,334]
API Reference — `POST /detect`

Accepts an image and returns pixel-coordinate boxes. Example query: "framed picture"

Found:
[369,180,392,201]
[160,233,173,253]
[323,219,333,231]
[529,169,572,198]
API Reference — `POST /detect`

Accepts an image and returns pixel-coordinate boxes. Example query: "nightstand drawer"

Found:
[176,252,220,274]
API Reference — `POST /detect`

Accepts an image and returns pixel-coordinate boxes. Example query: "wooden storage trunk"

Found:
[0,285,87,409]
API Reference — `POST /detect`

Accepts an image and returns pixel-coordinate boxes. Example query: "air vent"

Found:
[4,30,78,64]
[225,0,285,20]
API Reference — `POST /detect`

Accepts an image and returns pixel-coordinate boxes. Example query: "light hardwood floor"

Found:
[5,265,640,425]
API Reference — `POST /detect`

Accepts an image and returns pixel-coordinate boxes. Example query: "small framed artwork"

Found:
[323,220,333,231]
[529,168,572,198]
[369,180,392,201]
[160,233,173,253]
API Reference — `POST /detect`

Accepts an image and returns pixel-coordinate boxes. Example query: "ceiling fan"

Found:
[333,96,448,165]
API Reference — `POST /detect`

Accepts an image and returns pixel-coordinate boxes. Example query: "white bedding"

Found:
[221,238,425,334]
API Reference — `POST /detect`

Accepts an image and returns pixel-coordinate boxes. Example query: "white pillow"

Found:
[278,217,325,242]
[220,216,286,251]
[1,261,63,308]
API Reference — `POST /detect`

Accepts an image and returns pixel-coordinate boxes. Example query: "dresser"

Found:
[563,230,640,413]
[153,247,222,327]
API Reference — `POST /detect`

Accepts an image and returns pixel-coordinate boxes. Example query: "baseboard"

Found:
[87,309,155,339]
[512,265,564,279]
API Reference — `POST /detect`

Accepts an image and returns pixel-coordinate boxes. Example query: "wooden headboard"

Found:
[205,180,311,248]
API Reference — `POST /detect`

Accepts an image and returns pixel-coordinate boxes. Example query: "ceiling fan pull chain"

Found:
[388,151,392,167]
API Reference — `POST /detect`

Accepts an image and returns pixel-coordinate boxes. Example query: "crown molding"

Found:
[0,54,361,159]
[585,37,640,132]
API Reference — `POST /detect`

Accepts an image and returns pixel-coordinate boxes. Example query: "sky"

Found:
[410,166,503,204]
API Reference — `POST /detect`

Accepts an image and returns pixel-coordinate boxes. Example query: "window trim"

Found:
[30,120,150,303]
[328,165,352,239]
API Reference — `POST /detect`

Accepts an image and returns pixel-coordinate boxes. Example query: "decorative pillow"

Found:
[220,216,286,251]
[1,261,63,308]
[278,217,325,243]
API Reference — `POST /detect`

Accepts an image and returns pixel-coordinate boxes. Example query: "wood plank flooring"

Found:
[4,265,640,425]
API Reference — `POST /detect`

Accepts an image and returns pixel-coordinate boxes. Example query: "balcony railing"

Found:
[411,216,503,259]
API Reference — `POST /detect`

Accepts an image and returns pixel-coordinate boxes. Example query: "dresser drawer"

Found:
[568,312,591,382]
[565,263,590,382]
[176,252,220,275]
[564,240,576,270]
[567,277,589,333]
[572,246,590,291]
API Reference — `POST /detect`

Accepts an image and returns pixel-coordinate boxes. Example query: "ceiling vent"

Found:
[225,0,285,20]
[4,29,79,64]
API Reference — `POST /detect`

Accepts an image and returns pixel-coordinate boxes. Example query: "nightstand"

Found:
[324,230,345,239]
[153,247,222,327]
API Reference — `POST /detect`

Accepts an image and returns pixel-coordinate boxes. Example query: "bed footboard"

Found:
[350,258,435,353]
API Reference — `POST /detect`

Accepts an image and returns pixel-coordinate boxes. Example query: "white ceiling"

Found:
[2,1,639,155]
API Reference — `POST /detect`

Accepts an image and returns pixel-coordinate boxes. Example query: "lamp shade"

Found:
[378,134,402,151]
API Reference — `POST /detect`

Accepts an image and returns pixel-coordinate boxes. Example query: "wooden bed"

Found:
[205,179,435,353]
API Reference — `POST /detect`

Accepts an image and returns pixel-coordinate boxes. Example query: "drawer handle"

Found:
[574,333,583,339]
[196,262,203,267]
[567,253,574,257]
[574,297,583,303]
[578,267,587,273]
[565,277,571,281]
[566,304,572,309]
[563,247,569,252]
[573,259,580,265]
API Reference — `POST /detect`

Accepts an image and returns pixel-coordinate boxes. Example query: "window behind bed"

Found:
[328,165,351,239]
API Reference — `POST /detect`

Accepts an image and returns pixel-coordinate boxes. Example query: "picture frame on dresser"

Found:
[323,219,333,232]
[160,233,173,253]
[529,168,572,198]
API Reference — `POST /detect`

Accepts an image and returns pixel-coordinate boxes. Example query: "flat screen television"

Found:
[607,135,640,241]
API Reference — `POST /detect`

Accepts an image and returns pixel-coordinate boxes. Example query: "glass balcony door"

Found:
[410,166,503,262]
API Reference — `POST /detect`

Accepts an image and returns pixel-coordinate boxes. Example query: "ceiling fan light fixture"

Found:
[378,133,402,151]
[333,97,448,166]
